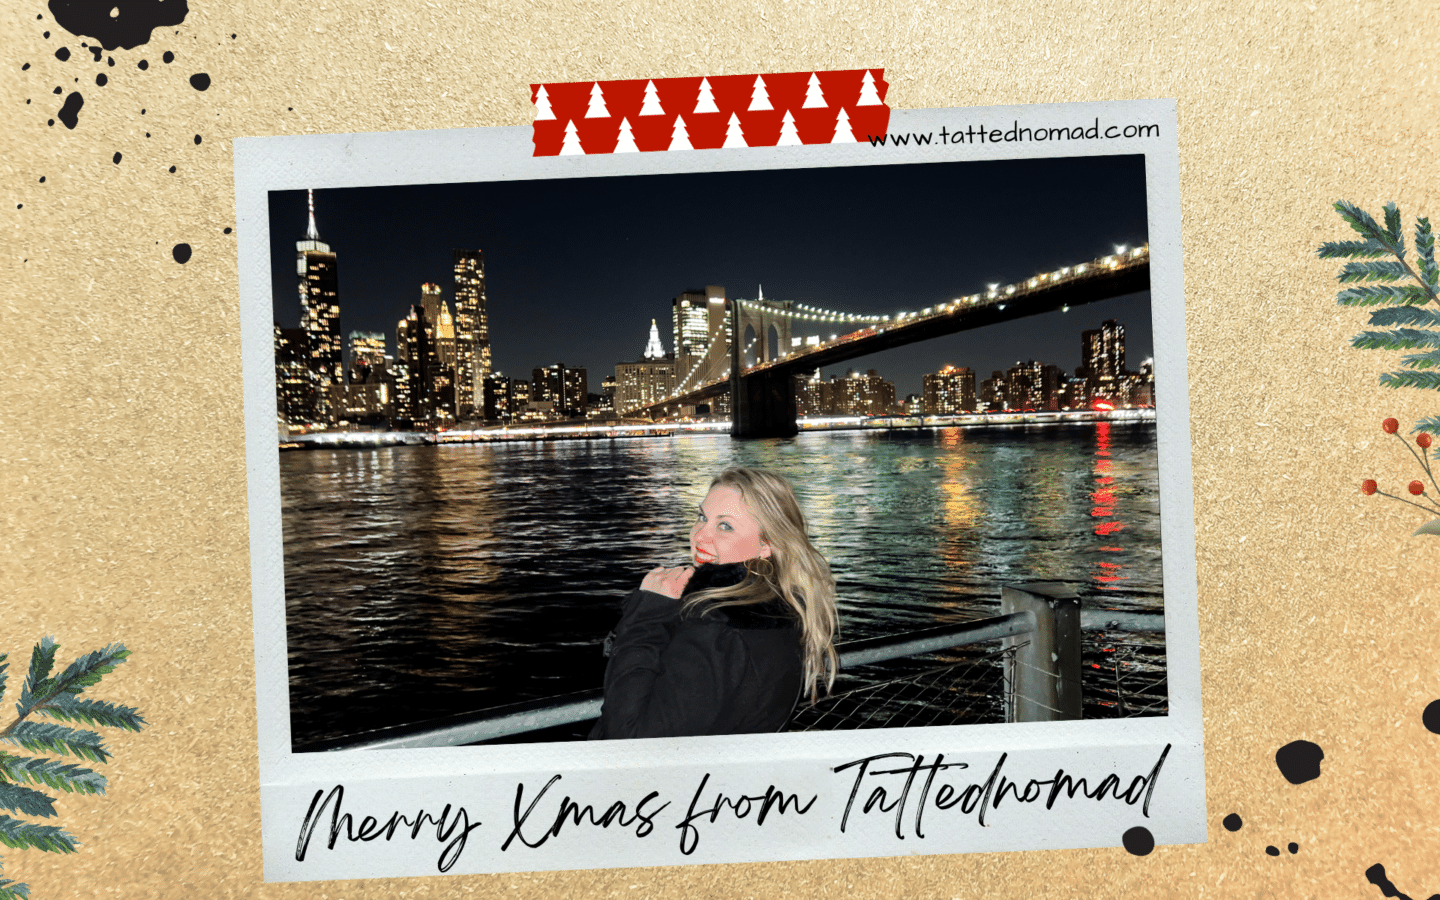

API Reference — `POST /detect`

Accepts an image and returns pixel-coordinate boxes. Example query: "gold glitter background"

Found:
[3,1,1438,897]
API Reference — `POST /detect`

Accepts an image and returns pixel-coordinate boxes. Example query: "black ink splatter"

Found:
[1423,700,1440,735]
[172,243,191,264]
[48,119,54,126]
[112,151,121,164]
[1265,845,1280,857]
[1222,813,1243,832]
[168,165,175,172]
[16,204,22,209]
[1275,740,1324,785]
[1288,842,1299,854]
[88,45,101,62]
[53,86,62,93]
[43,30,50,38]
[26,99,32,104]
[137,59,148,69]
[162,50,173,63]
[189,72,209,90]
[193,134,200,145]
[1122,826,1154,856]
[46,0,190,51]
[57,91,83,128]
[1363,863,1436,900]
[107,55,113,65]
[95,73,106,86]
[22,62,31,70]
[144,132,149,137]
[55,46,71,61]
[39,176,46,183]
[223,227,232,234]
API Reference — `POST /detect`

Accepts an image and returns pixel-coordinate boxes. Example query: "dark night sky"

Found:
[269,154,1152,397]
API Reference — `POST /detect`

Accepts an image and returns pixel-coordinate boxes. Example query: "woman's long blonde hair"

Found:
[682,467,839,703]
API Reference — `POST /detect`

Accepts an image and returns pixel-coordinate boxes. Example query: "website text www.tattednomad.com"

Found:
[867,119,1161,147]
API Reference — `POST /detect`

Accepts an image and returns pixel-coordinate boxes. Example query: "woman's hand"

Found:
[641,565,694,599]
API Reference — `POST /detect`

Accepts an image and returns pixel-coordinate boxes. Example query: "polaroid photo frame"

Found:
[236,97,1202,882]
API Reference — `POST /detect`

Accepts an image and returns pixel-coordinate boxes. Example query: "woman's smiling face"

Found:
[689,485,771,566]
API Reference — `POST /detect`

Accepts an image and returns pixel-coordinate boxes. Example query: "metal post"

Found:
[1002,583,1082,722]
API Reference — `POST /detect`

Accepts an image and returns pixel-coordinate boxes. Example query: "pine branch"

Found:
[0,724,109,765]
[1338,261,1410,283]
[0,784,56,820]
[1379,370,1440,390]
[1367,306,1440,327]
[1384,201,1406,254]
[1336,284,1432,307]
[0,755,105,797]
[1415,416,1440,434]
[1400,349,1440,370]
[1318,239,1390,259]
[36,698,144,733]
[16,641,58,718]
[47,645,129,698]
[1335,200,1403,256]
[1351,329,1440,350]
[0,816,77,854]
[0,656,8,708]
[1417,217,1439,292]
[0,877,31,900]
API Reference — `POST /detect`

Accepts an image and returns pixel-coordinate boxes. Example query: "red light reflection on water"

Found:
[1091,421,1126,588]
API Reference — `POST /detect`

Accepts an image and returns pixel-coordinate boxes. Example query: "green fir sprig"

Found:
[0,641,144,899]
[1325,201,1440,434]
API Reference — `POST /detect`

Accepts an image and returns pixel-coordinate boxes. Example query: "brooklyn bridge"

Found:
[629,245,1152,437]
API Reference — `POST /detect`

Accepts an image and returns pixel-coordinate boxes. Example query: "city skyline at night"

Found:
[268,154,1153,402]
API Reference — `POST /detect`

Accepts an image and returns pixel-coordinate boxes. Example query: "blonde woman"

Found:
[589,467,839,740]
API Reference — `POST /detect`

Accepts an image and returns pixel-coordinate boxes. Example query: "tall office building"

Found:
[397,305,434,426]
[1082,320,1126,399]
[296,189,343,424]
[820,369,894,416]
[482,371,512,422]
[531,363,587,418]
[418,283,456,423]
[673,286,728,382]
[274,326,312,429]
[453,249,490,419]
[922,365,977,414]
[347,331,387,384]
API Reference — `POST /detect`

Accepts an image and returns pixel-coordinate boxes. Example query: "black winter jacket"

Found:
[588,563,804,740]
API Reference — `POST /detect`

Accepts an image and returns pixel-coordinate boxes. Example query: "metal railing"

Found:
[309,586,1164,752]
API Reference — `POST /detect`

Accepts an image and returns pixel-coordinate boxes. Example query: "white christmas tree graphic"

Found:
[533,85,555,120]
[668,115,693,150]
[748,76,773,111]
[722,113,748,148]
[857,70,883,106]
[614,118,639,153]
[802,73,827,108]
[558,120,584,155]
[585,82,610,118]
[831,107,856,143]
[639,80,665,115]
[694,77,720,114]
[777,110,803,145]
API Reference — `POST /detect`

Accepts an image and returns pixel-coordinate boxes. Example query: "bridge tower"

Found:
[730,296,799,438]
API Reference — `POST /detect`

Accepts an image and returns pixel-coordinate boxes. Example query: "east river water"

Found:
[280,421,1164,748]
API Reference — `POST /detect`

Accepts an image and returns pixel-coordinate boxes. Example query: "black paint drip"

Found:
[95,72,106,86]
[162,50,173,63]
[189,72,209,90]
[1275,740,1324,785]
[1363,863,1438,900]
[57,91,83,129]
[1222,813,1243,832]
[46,0,190,51]
[55,46,71,61]
[172,243,191,264]
[1122,826,1154,856]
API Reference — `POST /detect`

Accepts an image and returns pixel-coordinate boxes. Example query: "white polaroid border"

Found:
[236,98,1202,882]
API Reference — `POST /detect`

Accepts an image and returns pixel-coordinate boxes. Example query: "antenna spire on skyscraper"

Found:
[644,318,666,359]
[306,189,320,241]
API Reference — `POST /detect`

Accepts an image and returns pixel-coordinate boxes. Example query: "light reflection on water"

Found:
[282,423,1163,746]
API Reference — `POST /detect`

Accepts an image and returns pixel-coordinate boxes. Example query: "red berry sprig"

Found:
[1362,417,1440,522]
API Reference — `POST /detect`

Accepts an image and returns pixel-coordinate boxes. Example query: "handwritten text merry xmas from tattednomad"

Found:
[295,746,1170,871]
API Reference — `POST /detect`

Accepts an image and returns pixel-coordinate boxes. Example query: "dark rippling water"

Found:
[281,422,1163,748]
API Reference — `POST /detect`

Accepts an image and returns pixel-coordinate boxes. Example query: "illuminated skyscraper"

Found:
[672,286,727,383]
[1082,319,1126,400]
[397,305,434,426]
[274,326,312,429]
[419,283,456,423]
[922,365,976,414]
[296,189,343,424]
[347,331,387,383]
[453,249,490,419]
